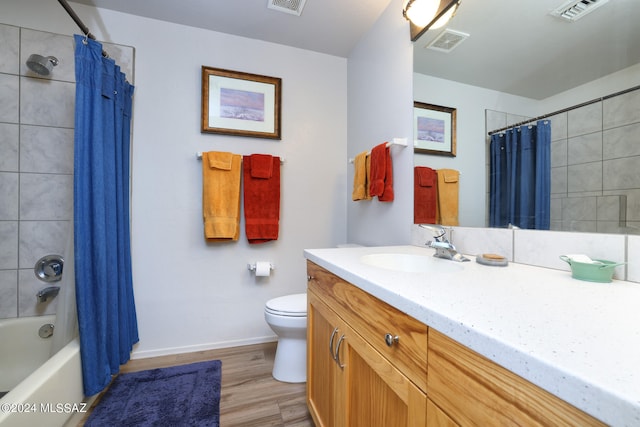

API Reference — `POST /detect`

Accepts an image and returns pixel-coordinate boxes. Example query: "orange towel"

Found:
[370,143,394,202]
[365,154,371,199]
[414,167,437,224]
[202,151,242,241]
[436,168,459,226]
[244,154,280,244]
[352,151,371,201]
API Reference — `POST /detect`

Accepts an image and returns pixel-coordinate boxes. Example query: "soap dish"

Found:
[476,253,508,267]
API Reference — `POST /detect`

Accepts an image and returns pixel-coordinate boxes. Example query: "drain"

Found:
[39,323,54,338]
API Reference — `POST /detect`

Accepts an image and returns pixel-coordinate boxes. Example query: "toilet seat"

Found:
[265,293,307,317]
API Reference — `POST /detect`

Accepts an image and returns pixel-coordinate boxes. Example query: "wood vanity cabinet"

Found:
[306,261,606,427]
[306,261,428,427]
[427,329,606,427]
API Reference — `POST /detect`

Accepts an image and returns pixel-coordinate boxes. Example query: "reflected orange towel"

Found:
[436,168,459,226]
[202,151,242,241]
[414,167,437,224]
[244,154,280,244]
[352,151,371,201]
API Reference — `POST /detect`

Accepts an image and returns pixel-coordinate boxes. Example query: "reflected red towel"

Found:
[369,143,394,201]
[243,155,280,244]
[414,166,437,223]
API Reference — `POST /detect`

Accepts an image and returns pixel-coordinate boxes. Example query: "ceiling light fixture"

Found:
[403,0,461,41]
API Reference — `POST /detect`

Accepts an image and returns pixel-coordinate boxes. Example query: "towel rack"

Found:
[196,152,285,163]
[348,138,408,164]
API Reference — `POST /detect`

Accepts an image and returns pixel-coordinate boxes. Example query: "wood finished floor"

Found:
[77,342,314,426]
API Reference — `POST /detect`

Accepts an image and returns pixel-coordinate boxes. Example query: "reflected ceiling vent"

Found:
[267,0,307,16]
[550,0,609,22]
[425,29,469,53]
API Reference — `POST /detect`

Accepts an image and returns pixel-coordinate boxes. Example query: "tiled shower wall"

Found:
[486,87,640,234]
[0,24,134,319]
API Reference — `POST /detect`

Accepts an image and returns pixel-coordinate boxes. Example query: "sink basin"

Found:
[359,253,464,273]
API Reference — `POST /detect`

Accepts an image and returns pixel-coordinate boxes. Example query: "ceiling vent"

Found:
[267,0,307,16]
[550,0,609,22]
[425,29,469,53]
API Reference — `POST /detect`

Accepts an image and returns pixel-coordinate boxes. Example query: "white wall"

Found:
[413,73,537,227]
[541,62,640,113]
[347,0,414,246]
[2,0,348,357]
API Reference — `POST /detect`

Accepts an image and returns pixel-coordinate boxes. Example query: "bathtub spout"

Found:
[37,286,60,303]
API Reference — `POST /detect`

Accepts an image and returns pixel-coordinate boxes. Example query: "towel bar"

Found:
[196,152,285,163]
[348,138,407,163]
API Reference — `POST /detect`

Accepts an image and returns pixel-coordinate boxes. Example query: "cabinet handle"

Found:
[307,275,314,281]
[385,333,400,347]
[335,334,346,369]
[329,327,339,361]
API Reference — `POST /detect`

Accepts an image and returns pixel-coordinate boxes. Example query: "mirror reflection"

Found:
[412,0,640,234]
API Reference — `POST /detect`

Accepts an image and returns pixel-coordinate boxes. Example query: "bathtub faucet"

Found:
[419,224,470,262]
[37,286,60,303]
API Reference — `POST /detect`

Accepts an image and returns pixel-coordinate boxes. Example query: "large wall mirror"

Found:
[412,0,640,234]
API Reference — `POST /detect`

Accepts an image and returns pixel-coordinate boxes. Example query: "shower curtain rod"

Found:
[57,0,109,57]
[487,84,640,136]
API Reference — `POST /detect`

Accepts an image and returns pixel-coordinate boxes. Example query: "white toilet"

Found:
[264,293,308,383]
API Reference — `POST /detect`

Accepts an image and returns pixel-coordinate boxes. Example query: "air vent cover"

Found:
[268,0,307,16]
[425,29,469,53]
[551,0,609,22]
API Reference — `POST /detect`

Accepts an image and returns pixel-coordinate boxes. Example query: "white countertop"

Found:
[304,245,640,427]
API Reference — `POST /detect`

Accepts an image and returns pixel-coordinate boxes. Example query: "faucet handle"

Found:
[419,224,448,241]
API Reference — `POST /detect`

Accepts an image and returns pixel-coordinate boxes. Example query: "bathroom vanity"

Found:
[304,245,640,427]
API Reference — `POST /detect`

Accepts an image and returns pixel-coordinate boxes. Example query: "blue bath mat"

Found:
[85,360,221,426]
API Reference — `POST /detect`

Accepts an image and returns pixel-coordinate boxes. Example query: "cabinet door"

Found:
[341,319,427,427]
[307,290,344,427]
[308,261,428,391]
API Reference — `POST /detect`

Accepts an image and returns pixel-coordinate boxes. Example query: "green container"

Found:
[559,255,624,283]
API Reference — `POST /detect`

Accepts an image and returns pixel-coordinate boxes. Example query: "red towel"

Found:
[243,154,280,244]
[369,143,394,202]
[414,166,437,223]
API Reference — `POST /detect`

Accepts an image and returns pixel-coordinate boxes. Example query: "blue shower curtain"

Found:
[73,35,139,396]
[489,120,551,229]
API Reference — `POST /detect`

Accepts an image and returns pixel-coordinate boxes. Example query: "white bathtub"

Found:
[0,316,84,427]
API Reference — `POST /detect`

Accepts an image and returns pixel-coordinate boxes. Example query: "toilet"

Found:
[264,293,308,383]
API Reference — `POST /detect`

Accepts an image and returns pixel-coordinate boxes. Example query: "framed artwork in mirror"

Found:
[201,66,282,139]
[413,101,456,156]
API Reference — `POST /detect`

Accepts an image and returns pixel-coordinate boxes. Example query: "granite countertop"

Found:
[303,245,640,427]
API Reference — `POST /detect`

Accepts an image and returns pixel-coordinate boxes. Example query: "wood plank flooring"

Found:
[76,342,314,426]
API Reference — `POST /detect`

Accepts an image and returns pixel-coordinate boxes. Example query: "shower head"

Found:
[26,54,59,76]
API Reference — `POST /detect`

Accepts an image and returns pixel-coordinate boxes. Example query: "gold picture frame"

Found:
[413,101,456,156]
[201,66,282,139]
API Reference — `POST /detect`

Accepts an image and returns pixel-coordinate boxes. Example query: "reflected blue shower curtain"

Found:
[73,35,139,396]
[489,120,551,229]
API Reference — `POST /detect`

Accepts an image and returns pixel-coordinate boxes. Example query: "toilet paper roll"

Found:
[255,262,271,277]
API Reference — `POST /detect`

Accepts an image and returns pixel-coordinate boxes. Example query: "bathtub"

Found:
[0,316,84,427]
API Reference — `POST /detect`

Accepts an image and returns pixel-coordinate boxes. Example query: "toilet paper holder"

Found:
[247,262,275,273]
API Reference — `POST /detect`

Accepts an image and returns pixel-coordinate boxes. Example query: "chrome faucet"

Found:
[37,286,60,303]
[419,224,470,262]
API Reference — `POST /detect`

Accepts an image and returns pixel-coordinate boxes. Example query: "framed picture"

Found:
[413,101,456,156]
[201,66,282,139]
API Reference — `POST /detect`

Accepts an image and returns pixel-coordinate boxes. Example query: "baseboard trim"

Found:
[130,335,278,360]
